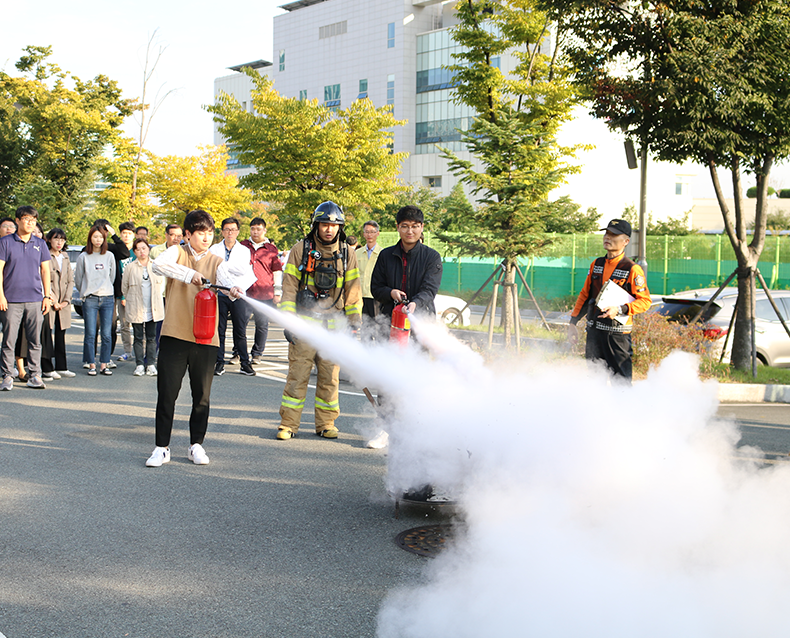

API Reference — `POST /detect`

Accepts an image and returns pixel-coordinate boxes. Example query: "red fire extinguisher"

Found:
[193,285,217,345]
[390,300,411,347]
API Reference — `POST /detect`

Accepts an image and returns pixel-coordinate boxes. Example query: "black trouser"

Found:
[585,326,632,383]
[155,336,218,448]
[216,293,250,365]
[133,321,158,366]
[40,318,54,373]
[362,297,378,319]
[52,314,68,371]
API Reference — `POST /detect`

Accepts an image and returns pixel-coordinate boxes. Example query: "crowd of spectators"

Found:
[1,203,439,463]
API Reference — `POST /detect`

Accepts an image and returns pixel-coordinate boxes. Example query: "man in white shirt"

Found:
[209,217,256,377]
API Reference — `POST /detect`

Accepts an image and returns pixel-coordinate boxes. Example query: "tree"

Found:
[0,46,134,227]
[145,145,253,226]
[543,197,599,234]
[748,210,790,232]
[621,204,694,236]
[538,0,790,370]
[435,183,476,234]
[358,184,445,237]
[129,30,175,214]
[207,70,407,246]
[440,0,584,343]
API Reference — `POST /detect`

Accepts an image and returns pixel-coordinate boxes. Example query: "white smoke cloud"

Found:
[242,299,790,637]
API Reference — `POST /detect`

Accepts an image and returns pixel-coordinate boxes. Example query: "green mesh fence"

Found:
[372,232,790,300]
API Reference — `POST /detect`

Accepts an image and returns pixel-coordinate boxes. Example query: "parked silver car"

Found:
[653,287,790,367]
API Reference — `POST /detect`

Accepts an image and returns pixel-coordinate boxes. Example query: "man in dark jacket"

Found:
[371,205,442,323]
[367,205,442,449]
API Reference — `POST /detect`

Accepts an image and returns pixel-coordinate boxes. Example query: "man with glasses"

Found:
[150,224,184,260]
[209,217,255,377]
[0,206,52,390]
[371,205,442,323]
[367,205,442,449]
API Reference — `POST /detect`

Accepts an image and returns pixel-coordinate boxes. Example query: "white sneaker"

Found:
[82,362,90,369]
[146,364,157,376]
[56,370,76,378]
[133,365,145,376]
[188,443,210,465]
[107,360,117,369]
[42,370,61,380]
[145,446,170,467]
[365,430,390,449]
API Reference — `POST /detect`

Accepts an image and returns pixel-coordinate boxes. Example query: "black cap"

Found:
[601,219,631,237]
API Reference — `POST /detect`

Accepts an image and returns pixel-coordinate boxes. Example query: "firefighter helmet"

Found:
[311,201,345,227]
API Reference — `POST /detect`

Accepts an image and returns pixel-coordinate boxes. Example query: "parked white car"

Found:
[435,294,471,326]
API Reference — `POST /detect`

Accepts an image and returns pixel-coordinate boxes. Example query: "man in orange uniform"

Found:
[568,219,651,382]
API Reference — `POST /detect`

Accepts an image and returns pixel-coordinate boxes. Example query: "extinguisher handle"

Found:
[200,278,231,292]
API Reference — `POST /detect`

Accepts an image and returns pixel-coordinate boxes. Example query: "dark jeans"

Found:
[216,293,250,365]
[132,321,158,366]
[249,298,275,357]
[155,336,218,448]
[585,326,633,383]
[82,295,113,365]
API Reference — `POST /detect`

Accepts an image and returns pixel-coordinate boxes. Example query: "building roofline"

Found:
[228,60,272,72]
[279,0,330,11]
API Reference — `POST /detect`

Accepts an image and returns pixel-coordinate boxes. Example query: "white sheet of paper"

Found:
[596,280,636,325]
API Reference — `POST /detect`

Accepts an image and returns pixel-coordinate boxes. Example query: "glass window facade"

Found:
[324,84,341,112]
[387,22,395,48]
[358,79,368,100]
[299,89,308,101]
[414,27,501,154]
[387,74,395,111]
[415,29,474,154]
[279,50,285,72]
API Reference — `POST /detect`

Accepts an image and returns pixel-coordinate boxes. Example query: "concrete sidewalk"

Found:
[718,383,790,403]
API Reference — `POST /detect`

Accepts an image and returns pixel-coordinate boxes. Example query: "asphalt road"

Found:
[3,317,790,638]
[0,322,436,638]
[717,403,790,464]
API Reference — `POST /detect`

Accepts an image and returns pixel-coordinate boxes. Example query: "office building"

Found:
[213,0,520,196]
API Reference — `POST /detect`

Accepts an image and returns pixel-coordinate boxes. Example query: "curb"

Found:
[718,383,790,404]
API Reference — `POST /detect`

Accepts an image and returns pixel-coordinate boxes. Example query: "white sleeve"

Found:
[152,245,196,284]
[216,244,256,292]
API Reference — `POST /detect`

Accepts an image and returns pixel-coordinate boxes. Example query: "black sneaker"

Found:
[214,363,225,376]
[240,362,256,376]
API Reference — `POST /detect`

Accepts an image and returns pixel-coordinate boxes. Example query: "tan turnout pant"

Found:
[279,339,340,434]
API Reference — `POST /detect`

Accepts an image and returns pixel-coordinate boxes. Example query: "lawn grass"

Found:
[452,321,564,341]
[705,362,790,385]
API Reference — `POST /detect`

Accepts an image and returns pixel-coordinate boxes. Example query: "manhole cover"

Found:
[395,525,455,558]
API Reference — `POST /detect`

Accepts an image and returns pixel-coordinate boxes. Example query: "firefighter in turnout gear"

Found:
[276,202,362,440]
[568,219,651,383]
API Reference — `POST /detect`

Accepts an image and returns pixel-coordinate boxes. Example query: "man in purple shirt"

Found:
[0,206,52,390]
